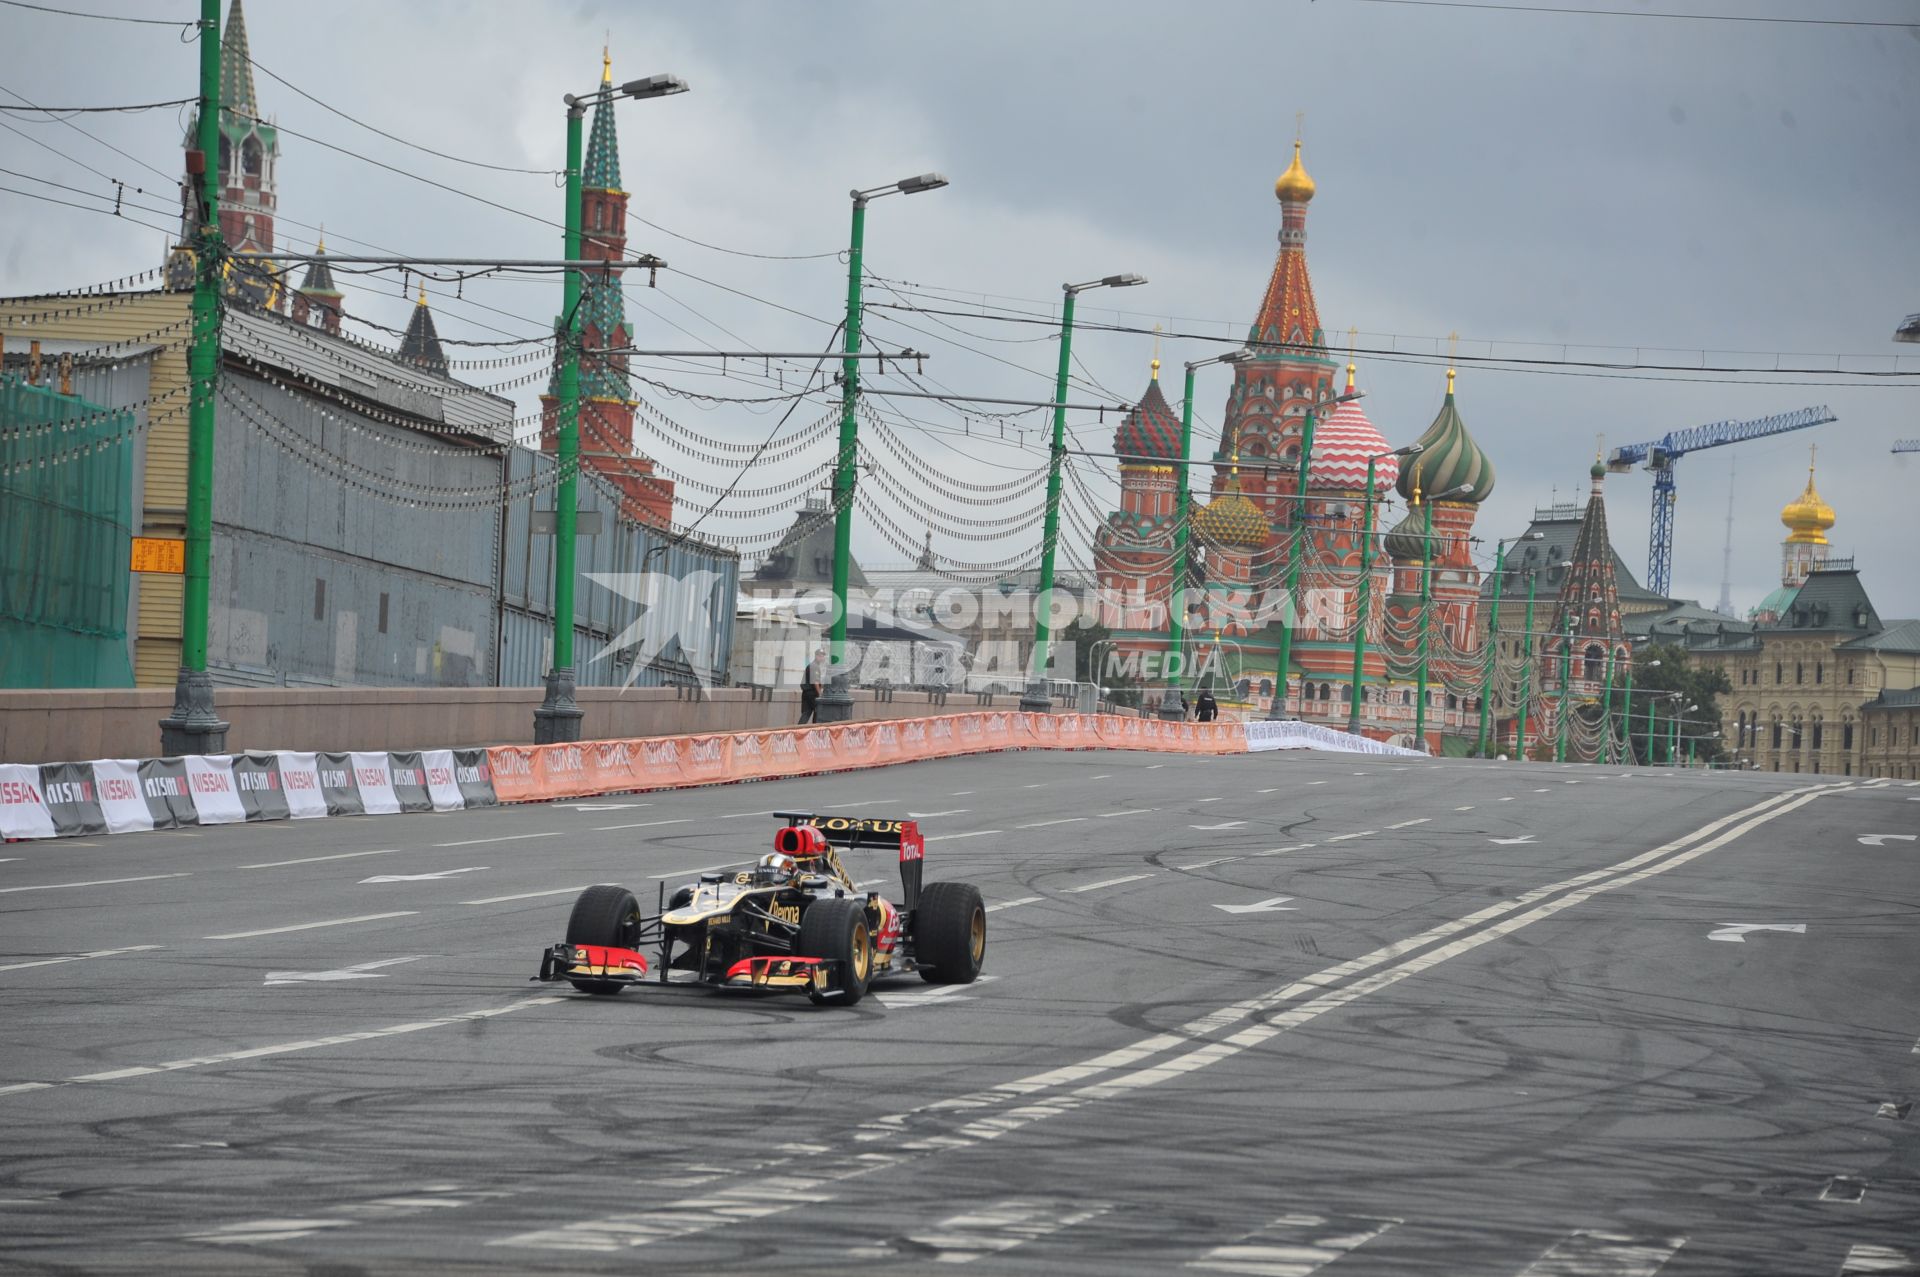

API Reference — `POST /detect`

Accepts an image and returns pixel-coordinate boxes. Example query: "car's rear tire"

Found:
[796,897,872,1007]
[915,882,986,984]
[564,884,641,996]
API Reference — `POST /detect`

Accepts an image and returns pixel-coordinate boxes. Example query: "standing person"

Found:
[798,647,824,724]
[1195,689,1219,722]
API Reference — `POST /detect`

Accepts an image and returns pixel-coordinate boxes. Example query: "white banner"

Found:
[349,751,400,816]
[419,749,465,812]
[1243,720,1424,757]
[0,763,56,840]
[91,758,155,834]
[274,752,330,820]
[182,755,247,825]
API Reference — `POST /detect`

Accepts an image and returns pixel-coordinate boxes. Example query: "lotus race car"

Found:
[532,812,985,1007]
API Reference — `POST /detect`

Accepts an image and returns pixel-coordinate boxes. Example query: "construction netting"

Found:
[0,373,136,687]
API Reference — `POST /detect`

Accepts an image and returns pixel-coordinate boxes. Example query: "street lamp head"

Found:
[895,172,949,195]
[1101,273,1147,289]
[1438,483,1475,499]
[1390,442,1424,458]
[619,73,689,99]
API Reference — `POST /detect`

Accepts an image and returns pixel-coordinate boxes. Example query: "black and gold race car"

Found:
[532,812,985,1007]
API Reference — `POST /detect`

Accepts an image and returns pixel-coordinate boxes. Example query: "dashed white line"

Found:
[1306,781,1328,786]
[1253,844,1313,856]
[986,897,1041,912]
[463,887,587,905]
[1387,818,1430,829]
[908,809,969,818]
[929,830,1003,842]
[1097,808,1158,818]
[1533,788,1551,793]
[239,849,397,869]
[0,945,161,974]
[206,912,416,940]
[1062,873,1153,894]
[1327,831,1375,842]
[435,832,564,847]
[589,819,692,833]
[0,872,190,895]
[1456,806,1475,812]
[1017,817,1088,829]
[1257,788,1278,794]
[1195,797,1224,803]
[1499,796,1515,802]
[1177,856,1243,870]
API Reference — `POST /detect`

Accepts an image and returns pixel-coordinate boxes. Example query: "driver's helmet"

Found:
[758,851,798,882]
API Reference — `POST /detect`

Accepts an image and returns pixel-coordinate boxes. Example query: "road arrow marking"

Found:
[361,867,487,884]
[1857,834,1918,847]
[1708,923,1805,943]
[264,956,428,986]
[1214,896,1296,914]
[1191,820,1247,830]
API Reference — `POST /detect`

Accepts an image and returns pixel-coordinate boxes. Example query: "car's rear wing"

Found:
[773,812,925,909]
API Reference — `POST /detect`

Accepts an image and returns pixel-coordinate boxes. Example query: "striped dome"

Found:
[1115,365,1182,463]
[1309,398,1398,493]
[1396,375,1494,505]
[1383,501,1430,564]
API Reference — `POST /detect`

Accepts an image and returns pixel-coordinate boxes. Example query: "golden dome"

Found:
[1274,139,1316,204]
[1194,464,1270,549]
[1780,450,1835,546]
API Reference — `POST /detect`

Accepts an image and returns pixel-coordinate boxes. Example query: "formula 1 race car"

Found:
[532,812,985,1007]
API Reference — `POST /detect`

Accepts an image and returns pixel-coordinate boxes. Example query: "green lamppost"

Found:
[816,172,949,723]
[160,0,230,756]
[1161,353,1242,722]
[1673,700,1693,764]
[1022,272,1146,713]
[1647,694,1660,764]
[1267,384,1364,720]
[1513,568,1539,759]
[1413,483,1474,750]
[1476,532,1543,757]
[535,69,688,745]
[1599,644,1618,763]
[1348,443,1422,735]
[1555,614,1574,764]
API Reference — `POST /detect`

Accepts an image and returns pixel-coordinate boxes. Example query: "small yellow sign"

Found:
[130,537,186,574]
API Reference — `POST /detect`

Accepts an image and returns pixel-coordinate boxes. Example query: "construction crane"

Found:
[1895,440,1920,454]
[1606,405,1836,597]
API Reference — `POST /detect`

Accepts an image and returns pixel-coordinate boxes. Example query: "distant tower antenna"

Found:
[1715,453,1737,617]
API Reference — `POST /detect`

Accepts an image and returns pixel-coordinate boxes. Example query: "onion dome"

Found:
[1194,465,1270,548]
[1780,449,1835,545]
[1383,501,1430,563]
[1114,359,1182,462]
[1308,363,1399,492]
[1395,368,1494,504]
[1274,139,1316,204]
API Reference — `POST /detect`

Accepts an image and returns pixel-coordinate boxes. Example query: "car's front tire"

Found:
[564,884,641,996]
[796,897,872,1007]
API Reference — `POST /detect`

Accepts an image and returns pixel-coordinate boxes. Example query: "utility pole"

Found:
[1513,568,1538,760]
[160,0,229,756]
[1023,273,1144,714]
[1159,354,1238,721]
[1555,615,1573,763]
[1413,483,1472,751]
[1599,644,1617,764]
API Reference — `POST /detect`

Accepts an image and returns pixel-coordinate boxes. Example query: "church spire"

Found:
[291,231,344,335]
[398,284,447,375]
[1248,137,1324,357]
[220,0,260,122]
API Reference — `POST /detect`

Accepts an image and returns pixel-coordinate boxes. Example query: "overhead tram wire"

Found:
[0,80,178,186]
[0,97,195,115]
[1339,0,1920,27]
[0,0,194,26]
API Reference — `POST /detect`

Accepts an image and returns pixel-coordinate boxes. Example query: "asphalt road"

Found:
[2,748,1916,1275]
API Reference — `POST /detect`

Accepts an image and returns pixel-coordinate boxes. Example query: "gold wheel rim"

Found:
[969,907,985,963]
[852,921,871,982]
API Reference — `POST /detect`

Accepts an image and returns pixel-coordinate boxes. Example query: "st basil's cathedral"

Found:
[1093,142,1499,752]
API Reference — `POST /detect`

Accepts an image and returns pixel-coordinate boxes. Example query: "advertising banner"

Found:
[0,762,58,840]
[135,758,197,826]
[230,752,291,823]
[273,752,329,819]
[451,749,497,807]
[384,752,435,814]
[418,749,466,812]
[349,752,400,816]
[182,755,246,825]
[316,752,365,816]
[38,761,107,837]
[90,759,155,835]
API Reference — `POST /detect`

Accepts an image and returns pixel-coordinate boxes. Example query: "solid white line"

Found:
[1018,817,1087,829]
[239,849,398,869]
[986,896,1041,912]
[0,945,161,973]
[463,887,587,905]
[1327,831,1374,842]
[1387,818,1430,829]
[1062,873,1153,894]
[0,873,190,895]
[1096,808,1157,818]
[929,830,1002,842]
[591,818,693,832]
[435,832,564,847]
[206,912,416,940]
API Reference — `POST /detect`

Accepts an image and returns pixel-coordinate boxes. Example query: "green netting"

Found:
[0,373,136,688]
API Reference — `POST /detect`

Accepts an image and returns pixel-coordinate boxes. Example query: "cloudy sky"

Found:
[4,0,1916,617]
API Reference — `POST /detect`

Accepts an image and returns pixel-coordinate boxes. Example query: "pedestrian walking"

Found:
[1195,689,1219,722]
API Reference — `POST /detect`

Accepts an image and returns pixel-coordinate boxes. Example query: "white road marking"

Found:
[1327,831,1374,842]
[909,809,969,818]
[263,956,428,986]
[1258,788,1278,794]
[1534,788,1552,793]
[1306,781,1328,786]
[929,830,1002,842]
[360,867,486,884]
[1196,797,1224,803]
[1017,817,1087,829]
[910,1198,1110,1264]
[185,1218,353,1245]
[590,819,692,833]
[563,802,648,811]
[0,1083,54,1097]
[877,976,995,1010]
[1254,844,1313,856]
[1490,834,1538,845]
[1177,856,1243,870]
[1875,1101,1910,1120]
[650,861,743,878]
[1146,764,1164,770]
[1089,774,1110,779]
[1191,821,1247,830]
[1097,808,1158,818]
[206,912,417,940]
[986,897,1041,912]
[1023,783,1043,789]
[1820,1175,1868,1203]
[1707,922,1804,943]
[0,945,160,974]
[1213,896,1295,915]
[1456,806,1475,811]
[951,791,975,795]
[1857,834,1918,846]
[240,849,397,869]
[1386,818,1430,829]
[1499,796,1515,802]
[1841,1242,1919,1273]
[0,872,190,895]
[1515,1230,1686,1276]
[2,996,561,1097]
[1063,873,1153,894]
[435,832,563,847]
[463,887,588,905]
[1188,1211,1399,1276]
